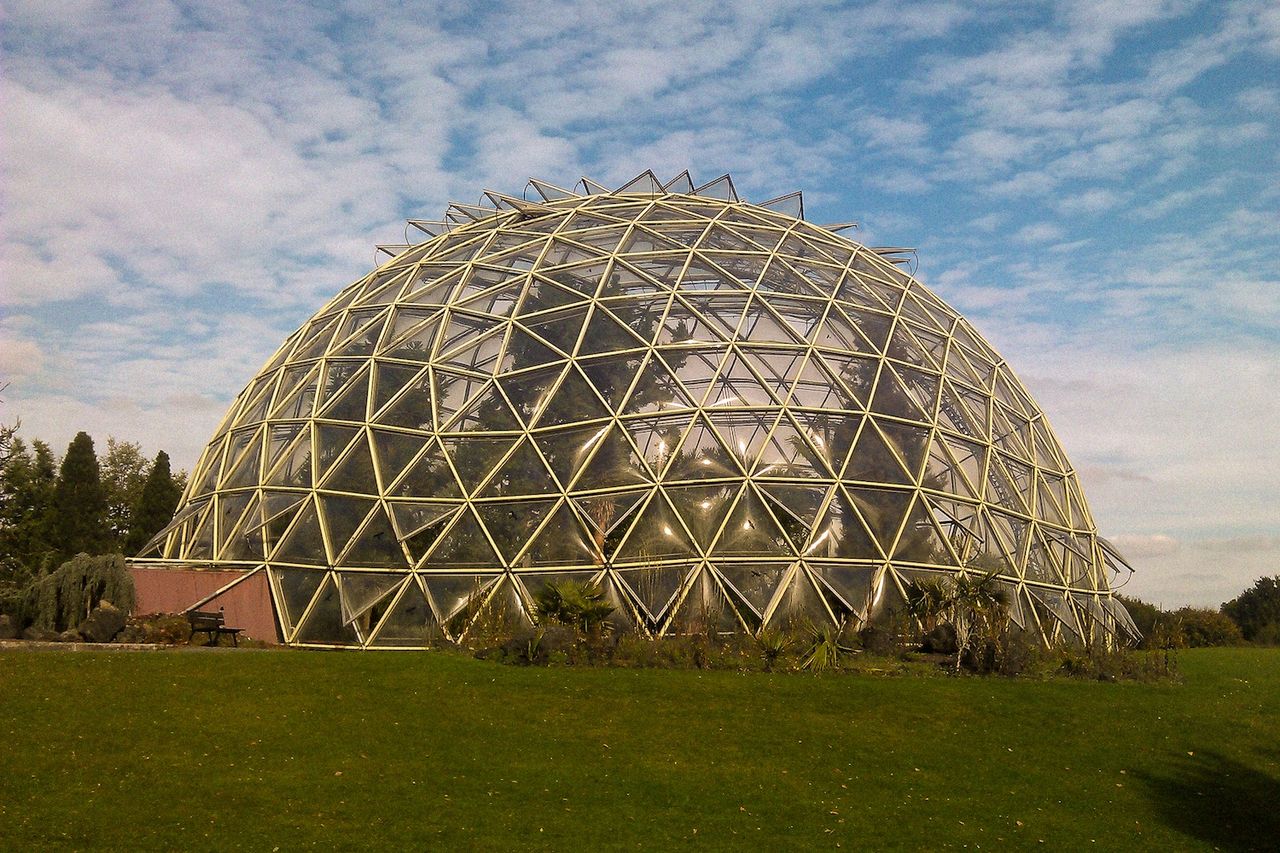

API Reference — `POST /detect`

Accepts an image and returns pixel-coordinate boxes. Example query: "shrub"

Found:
[1170,607,1243,647]
[799,622,850,672]
[533,579,614,635]
[6,553,134,634]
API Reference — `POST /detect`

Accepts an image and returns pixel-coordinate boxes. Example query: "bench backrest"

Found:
[188,610,225,629]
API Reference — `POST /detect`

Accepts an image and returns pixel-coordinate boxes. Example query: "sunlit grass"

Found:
[1,647,1276,849]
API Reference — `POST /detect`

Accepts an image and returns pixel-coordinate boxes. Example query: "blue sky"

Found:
[2,0,1277,606]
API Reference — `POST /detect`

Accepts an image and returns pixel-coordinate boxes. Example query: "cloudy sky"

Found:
[2,0,1277,606]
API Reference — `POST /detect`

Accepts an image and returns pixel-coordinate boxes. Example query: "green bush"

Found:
[1170,607,1243,647]
[4,553,134,634]
[533,579,614,635]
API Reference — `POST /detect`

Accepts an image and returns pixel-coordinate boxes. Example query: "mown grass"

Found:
[1,647,1277,851]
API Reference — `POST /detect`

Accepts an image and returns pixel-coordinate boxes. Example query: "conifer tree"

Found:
[0,437,59,587]
[126,451,182,554]
[52,431,108,560]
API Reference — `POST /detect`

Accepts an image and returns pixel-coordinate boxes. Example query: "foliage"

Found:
[52,432,109,563]
[4,553,135,634]
[798,621,850,672]
[1222,575,1280,643]
[1118,594,1247,649]
[1114,594,1163,644]
[125,451,182,554]
[1171,606,1243,647]
[533,578,615,634]
[755,628,790,671]
[101,438,149,547]
[0,437,58,591]
[904,570,1009,671]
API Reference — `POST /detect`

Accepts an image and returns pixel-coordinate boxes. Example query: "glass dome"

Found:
[138,170,1138,648]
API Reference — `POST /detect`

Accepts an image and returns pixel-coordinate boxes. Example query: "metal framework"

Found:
[134,170,1139,648]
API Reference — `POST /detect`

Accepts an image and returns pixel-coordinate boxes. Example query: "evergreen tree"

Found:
[52,431,109,561]
[0,437,59,588]
[126,451,182,554]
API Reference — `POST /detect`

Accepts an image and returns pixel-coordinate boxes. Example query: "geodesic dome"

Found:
[136,170,1138,648]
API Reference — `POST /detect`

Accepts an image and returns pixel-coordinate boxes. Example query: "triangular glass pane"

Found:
[497,365,563,425]
[273,568,327,635]
[715,562,789,619]
[391,439,461,499]
[806,487,882,560]
[294,574,360,645]
[370,429,431,489]
[758,483,827,547]
[442,383,523,432]
[219,430,264,490]
[574,490,649,558]
[318,494,377,560]
[477,438,559,498]
[617,564,696,622]
[320,433,379,495]
[214,492,256,559]
[473,498,555,565]
[807,564,876,621]
[372,369,433,430]
[617,352,694,415]
[705,351,780,407]
[713,485,793,556]
[816,351,877,409]
[369,579,437,647]
[892,506,957,565]
[332,312,389,357]
[340,505,409,568]
[664,483,737,551]
[437,328,504,375]
[617,170,663,194]
[694,174,737,201]
[319,365,371,422]
[523,501,599,567]
[424,574,500,623]
[538,365,612,427]
[423,507,502,567]
[577,305,648,357]
[846,486,916,558]
[272,498,326,564]
[845,420,915,487]
[578,425,650,489]
[757,412,847,479]
[440,435,517,495]
[270,364,321,419]
[389,501,458,563]
[426,369,485,429]
[402,267,465,305]
[667,568,746,635]
[662,171,695,193]
[500,325,565,373]
[766,565,833,629]
[291,317,340,363]
[870,364,930,424]
[370,363,429,417]
[338,572,406,623]
[614,491,698,561]
[667,414,741,480]
[655,300,731,346]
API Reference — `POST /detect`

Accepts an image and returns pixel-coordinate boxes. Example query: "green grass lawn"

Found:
[1,647,1277,851]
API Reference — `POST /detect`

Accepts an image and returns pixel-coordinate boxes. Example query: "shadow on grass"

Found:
[1136,748,1280,852]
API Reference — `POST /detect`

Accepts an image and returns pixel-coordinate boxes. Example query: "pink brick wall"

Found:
[130,567,280,643]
